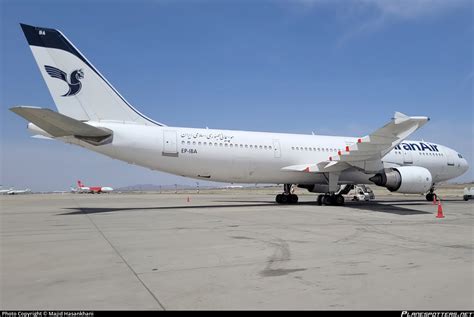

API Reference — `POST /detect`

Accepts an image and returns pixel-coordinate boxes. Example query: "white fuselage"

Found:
[54,122,468,187]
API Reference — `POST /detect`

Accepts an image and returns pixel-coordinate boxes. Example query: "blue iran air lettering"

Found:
[394,142,439,152]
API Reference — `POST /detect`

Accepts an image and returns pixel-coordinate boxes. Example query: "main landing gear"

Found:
[317,193,345,206]
[275,184,298,204]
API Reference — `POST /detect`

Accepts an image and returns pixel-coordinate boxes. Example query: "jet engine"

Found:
[369,166,432,194]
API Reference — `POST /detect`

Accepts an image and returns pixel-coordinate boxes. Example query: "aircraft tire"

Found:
[425,193,437,202]
[322,195,332,205]
[317,194,323,205]
[276,194,282,204]
[290,194,298,204]
[334,194,345,206]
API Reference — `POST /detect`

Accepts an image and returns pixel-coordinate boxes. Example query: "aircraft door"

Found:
[162,130,178,157]
[446,151,455,166]
[273,140,281,158]
[402,149,413,164]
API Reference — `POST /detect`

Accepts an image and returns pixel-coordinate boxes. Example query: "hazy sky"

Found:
[1,0,472,191]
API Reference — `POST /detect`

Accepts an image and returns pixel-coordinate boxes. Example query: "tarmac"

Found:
[1,191,473,310]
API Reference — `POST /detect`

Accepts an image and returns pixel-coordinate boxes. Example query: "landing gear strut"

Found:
[317,193,345,206]
[275,184,298,204]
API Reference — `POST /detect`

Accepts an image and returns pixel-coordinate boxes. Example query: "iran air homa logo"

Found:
[44,65,84,96]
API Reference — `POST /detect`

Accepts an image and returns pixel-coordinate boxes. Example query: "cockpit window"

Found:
[458,153,463,158]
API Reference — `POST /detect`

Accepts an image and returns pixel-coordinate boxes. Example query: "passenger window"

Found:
[245,145,248,148]
[187,141,191,145]
[265,146,268,150]
[198,142,201,145]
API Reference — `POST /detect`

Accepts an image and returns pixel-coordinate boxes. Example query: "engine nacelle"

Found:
[298,184,340,193]
[369,166,432,194]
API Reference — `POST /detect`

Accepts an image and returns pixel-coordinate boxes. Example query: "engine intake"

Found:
[369,166,432,194]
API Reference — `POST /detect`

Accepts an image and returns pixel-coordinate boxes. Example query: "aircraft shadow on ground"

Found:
[59,200,432,216]
[59,203,277,215]
[215,200,431,215]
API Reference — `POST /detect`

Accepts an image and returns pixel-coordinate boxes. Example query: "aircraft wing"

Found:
[10,106,112,138]
[282,112,429,174]
[333,112,428,165]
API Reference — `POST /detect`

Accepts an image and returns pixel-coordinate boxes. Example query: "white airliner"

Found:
[0,187,14,195]
[1,188,32,195]
[10,24,469,205]
[74,180,113,194]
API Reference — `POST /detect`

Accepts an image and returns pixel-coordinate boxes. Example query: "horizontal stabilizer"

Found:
[10,106,111,138]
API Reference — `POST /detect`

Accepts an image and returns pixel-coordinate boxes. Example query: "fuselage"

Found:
[56,122,468,186]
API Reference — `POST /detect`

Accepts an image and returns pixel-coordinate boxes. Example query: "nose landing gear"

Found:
[425,187,437,202]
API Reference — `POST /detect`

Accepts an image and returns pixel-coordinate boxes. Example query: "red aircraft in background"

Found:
[75,180,114,194]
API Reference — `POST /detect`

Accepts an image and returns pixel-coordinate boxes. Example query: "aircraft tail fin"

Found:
[19,23,165,126]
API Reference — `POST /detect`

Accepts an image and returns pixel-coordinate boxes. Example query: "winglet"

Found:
[394,111,429,125]
[394,111,409,124]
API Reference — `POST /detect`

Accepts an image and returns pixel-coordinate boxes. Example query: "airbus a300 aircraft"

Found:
[11,24,469,205]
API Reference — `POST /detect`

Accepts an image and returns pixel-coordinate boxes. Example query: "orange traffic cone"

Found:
[436,198,444,218]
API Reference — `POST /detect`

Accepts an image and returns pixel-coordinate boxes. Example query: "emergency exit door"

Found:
[162,130,178,157]
[273,140,281,158]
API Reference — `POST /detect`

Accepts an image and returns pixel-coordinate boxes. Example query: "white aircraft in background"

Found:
[11,24,469,205]
[6,188,31,195]
[0,187,14,195]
